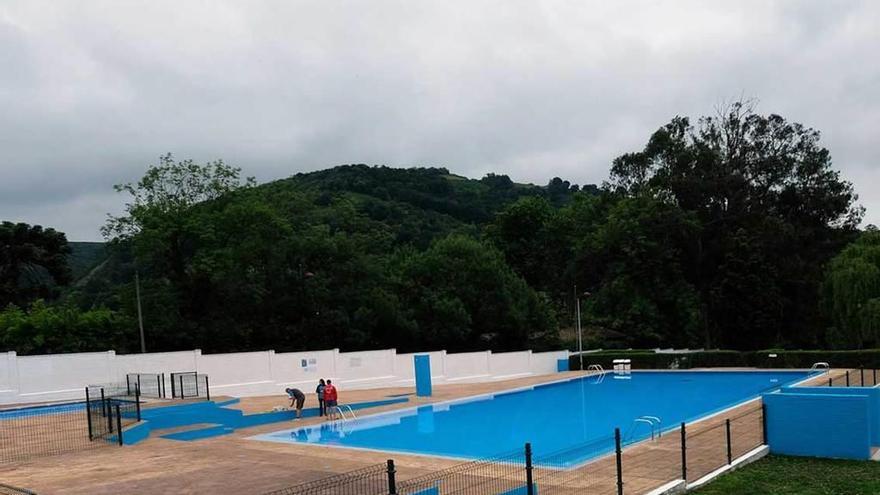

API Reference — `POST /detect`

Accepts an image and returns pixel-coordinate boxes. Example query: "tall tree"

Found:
[0,222,72,308]
[396,235,557,351]
[609,102,862,349]
[487,196,571,297]
[576,195,702,347]
[823,229,880,349]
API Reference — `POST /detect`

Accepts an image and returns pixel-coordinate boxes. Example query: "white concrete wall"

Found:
[489,351,533,379]
[0,352,17,402]
[445,351,491,382]
[16,351,116,402]
[0,347,569,405]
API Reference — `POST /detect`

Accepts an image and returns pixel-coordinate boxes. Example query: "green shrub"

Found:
[569,349,880,370]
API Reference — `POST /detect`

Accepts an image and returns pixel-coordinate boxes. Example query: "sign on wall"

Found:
[300,357,318,373]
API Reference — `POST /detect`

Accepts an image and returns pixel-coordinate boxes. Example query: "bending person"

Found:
[285,387,306,419]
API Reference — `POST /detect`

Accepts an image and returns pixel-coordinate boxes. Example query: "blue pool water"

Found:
[0,401,86,419]
[252,371,811,465]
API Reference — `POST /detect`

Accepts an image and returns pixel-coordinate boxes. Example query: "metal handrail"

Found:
[340,404,357,420]
[625,415,663,441]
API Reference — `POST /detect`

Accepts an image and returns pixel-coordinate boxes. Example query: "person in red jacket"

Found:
[323,379,338,421]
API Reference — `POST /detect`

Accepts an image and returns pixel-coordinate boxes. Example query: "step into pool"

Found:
[251,370,812,465]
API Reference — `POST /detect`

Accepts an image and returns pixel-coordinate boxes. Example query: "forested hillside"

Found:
[2,104,872,356]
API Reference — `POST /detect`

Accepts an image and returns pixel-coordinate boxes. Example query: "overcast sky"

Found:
[2,1,878,240]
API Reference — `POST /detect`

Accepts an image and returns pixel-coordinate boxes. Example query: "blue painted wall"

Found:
[779,386,880,446]
[415,354,433,397]
[763,391,872,459]
[556,359,569,372]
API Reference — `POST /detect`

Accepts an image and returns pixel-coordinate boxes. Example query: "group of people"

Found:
[284,378,339,420]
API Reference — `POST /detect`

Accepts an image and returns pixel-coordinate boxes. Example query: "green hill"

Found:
[67,242,108,280]
[59,164,585,354]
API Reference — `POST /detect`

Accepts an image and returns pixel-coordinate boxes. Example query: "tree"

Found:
[396,235,557,351]
[576,195,702,347]
[487,196,571,297]
[0,300,133,354]
[609,102,862,349]
[823,231,880,349]
[0,222,72,308]
[100,154,256,349]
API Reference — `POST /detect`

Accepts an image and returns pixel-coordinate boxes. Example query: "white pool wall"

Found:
[0,347,569,405]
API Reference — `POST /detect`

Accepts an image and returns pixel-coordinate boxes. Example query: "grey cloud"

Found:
[1,0,878,240]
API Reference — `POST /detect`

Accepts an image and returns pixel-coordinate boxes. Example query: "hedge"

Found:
[569,349,880,371]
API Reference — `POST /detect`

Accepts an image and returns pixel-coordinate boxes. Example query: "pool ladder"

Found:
[335,404,358,422]
[586,364,605,373]
[625,415,662,442]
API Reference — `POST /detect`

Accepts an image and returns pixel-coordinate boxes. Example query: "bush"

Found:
[569,349,880,370]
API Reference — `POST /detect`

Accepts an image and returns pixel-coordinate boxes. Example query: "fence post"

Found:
[179,375,185,399]
[874,368,877,387]
[171,373,176,398]
[386,459,397,495]
[100,387,107,418]
[137,374,142,396]
[85,387,93,441]
[205,375,211,401]
[860,368,864,386]
[680,422,687,482]
[725,419,732,465]
[615,428,624,495]
[525,442,534,495]
[135,384,142,422]
[828,377,832,387]
[846,370,850,387]
[126,375,131,395]
[115,404,123,446]
[761,403,768,445]
[161,373,166,399]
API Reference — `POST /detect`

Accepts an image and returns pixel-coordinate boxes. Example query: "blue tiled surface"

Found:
[124,397,409,444]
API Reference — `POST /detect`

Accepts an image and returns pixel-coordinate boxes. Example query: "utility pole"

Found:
[575,285,583,371]
[135,271,146,353]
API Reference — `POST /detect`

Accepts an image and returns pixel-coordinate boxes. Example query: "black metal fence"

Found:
[170,371,210,400]
[85,384,141,445]
[397,448,527,494]
[263,403,769,495]
[532,434,619,495]
[827,368,878,387]
[0,400,101,463]
[0,382,145,465]
[126,373,166,398]
[0,484,38,495]
[680,404,765,485]
[263,463,390,495]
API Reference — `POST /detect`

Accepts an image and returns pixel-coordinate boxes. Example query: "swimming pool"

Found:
[251,370,812,465]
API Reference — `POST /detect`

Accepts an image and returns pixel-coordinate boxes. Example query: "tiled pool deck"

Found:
[0,369,849,494]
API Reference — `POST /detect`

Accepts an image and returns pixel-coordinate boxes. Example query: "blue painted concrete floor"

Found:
[121,396,409,444]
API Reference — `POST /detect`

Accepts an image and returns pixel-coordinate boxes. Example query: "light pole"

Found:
[135,271,146,353]
[575,286,592,371]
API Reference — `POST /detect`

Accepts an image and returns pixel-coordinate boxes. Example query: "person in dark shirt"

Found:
[316,379,327,417]
[285,388,306,419]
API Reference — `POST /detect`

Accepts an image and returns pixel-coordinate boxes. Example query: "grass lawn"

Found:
[693,455,880,495]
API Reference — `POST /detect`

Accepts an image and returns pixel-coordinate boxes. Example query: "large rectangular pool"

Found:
[251,370,811,465]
